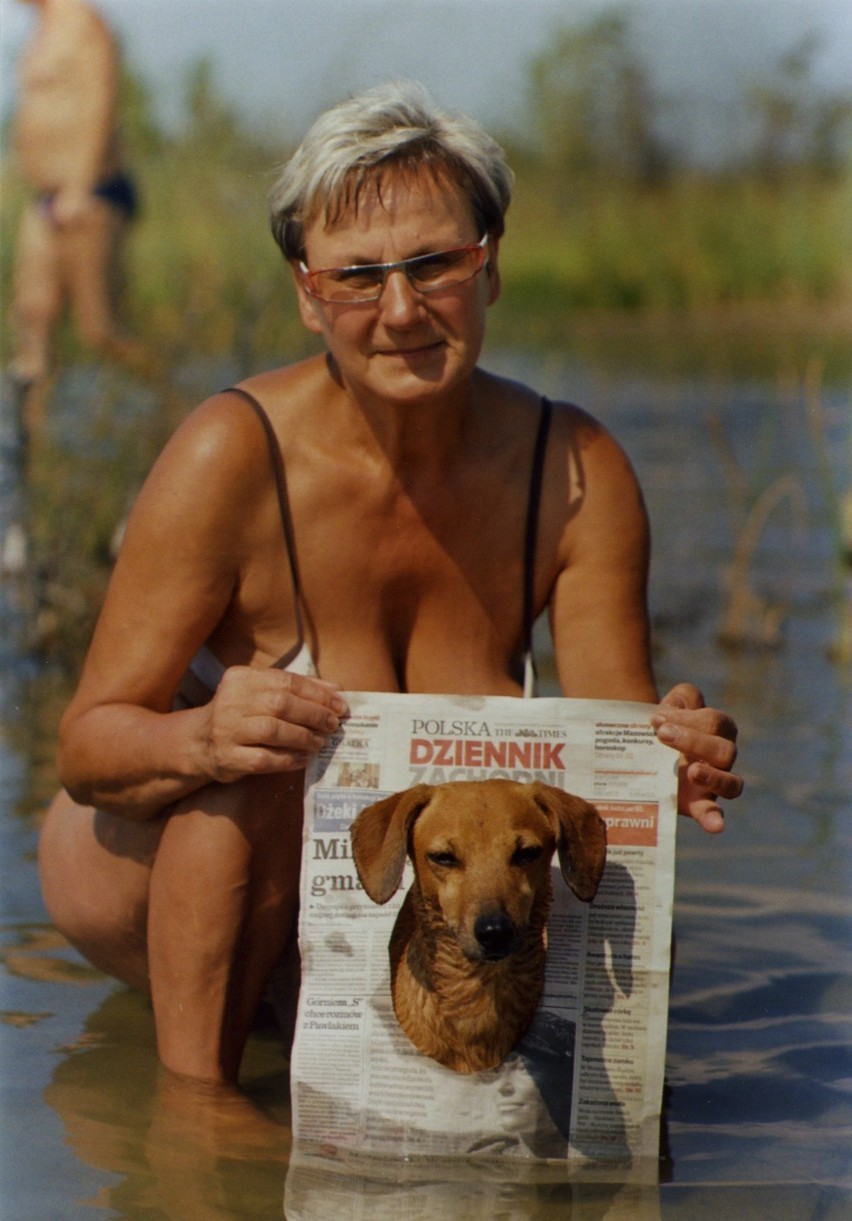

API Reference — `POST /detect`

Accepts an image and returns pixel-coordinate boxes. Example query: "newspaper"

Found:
[288,692,677,1184]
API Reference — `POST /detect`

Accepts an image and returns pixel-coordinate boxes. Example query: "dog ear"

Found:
[530,783,607,902]
[350,785,433,904]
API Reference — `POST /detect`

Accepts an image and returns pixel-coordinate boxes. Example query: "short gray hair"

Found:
[269,81,514,261]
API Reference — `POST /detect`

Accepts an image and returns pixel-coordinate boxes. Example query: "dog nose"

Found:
[474,912,516,960]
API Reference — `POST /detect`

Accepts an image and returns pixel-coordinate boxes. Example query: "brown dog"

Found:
[350,778,607,1074]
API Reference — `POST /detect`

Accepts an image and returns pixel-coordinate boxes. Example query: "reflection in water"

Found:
[40,990,291,1219]
[471,1015,579,1160]
[485,1048,572,1158]
[2,922,103,987]
[285,1150,661,1220]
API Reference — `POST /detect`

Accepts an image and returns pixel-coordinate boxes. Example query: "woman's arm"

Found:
[548,409,657,701]
[57,395,345,820]
[547,408,742,831]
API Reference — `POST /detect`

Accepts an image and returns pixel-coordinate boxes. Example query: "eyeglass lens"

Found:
[305,239,487,303]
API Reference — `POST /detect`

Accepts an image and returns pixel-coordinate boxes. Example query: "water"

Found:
[1,351,850,1219]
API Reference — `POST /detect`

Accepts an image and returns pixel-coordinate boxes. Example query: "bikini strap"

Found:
[521,396,553,698]
[222,386,306,645]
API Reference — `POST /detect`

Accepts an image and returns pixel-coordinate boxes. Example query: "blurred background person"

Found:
[7,0,149,449]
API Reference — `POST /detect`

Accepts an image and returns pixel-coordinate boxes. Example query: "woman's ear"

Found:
[291,263,326,337]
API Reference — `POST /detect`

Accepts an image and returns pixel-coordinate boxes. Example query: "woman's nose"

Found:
[378,268,424,325]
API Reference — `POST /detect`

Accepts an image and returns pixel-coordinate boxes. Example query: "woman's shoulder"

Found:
[162,357,325,464]
[481,369,615,451]
[231,357,330,424]
[483,372,641,522]
[520,391,631,476]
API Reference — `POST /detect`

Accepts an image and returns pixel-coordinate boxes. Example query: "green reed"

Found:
[494,170,851,317]
[119,152,851,383]
[2,138,849,374]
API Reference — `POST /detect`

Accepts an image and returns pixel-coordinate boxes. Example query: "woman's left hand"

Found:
[652,683,743,833]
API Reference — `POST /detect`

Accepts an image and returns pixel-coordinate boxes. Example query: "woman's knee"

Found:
[159,776,304,925]
[174,773,304,849]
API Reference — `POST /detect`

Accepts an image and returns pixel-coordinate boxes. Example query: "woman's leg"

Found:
[38,773,304,1085]
[146,772,304,1084]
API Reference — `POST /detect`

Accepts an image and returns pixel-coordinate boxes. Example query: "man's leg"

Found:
[8,205,62,439]
[61,200,160,379]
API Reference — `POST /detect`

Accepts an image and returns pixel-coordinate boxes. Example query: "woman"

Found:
[39,82,742,1086]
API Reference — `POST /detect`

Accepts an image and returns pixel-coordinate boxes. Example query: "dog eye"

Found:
[512,845,544,867]
[428,851,459,868]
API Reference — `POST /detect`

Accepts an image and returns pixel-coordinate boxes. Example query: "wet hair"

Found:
[269,80,514,262]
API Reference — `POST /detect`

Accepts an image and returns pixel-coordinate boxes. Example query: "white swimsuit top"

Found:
[189,638,317,691]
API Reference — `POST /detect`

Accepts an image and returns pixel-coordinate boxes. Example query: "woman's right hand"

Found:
[200,667,349,783]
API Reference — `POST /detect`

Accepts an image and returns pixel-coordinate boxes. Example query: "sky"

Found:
[1,0,851,158]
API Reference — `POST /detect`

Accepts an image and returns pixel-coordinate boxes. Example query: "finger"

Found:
[220,744,313,780]
[652,703,737,738]
[686,760,744,801]
[236,712,332,755]
[225,668,349,723]
[659,682,704,711]
[688,798,726,835]
[219,674,346,735]
[268,689,346,736]
[259,673,346,717]
[652,712,739,759]
[279,671,349,713]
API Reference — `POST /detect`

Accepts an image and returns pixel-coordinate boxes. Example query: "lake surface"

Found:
[1,347,850,1219]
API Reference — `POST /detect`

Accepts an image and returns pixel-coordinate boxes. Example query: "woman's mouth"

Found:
[377,340,443,358]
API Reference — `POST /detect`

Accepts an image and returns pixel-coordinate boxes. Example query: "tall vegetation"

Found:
[115,57,313,371]
[1,13,850,370]
[747,32,852,181]
[491,8,851,339]
[525,9,670,187]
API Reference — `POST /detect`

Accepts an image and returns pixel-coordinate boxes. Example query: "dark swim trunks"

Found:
[92,171,138,219]
[38,171,138,221]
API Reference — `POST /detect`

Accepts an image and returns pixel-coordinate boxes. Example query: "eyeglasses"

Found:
[298,234,489,304]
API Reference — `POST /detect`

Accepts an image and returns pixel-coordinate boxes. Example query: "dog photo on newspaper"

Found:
[351,778,608,1073]
[290,691,678,1174]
